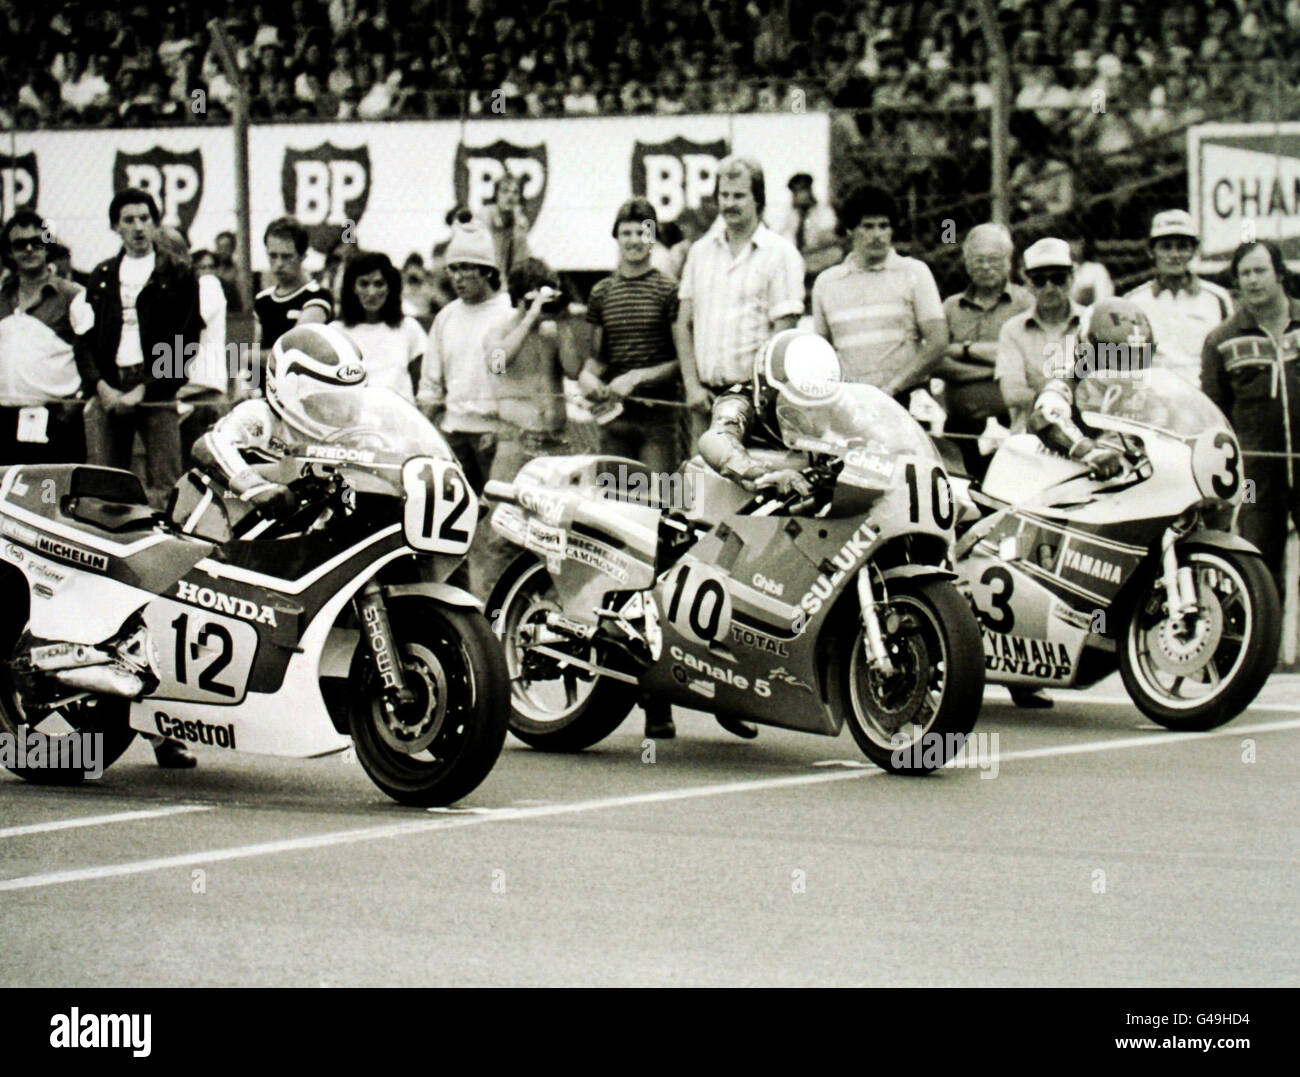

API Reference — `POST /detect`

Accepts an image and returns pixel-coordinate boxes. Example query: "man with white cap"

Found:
[417,220,511,496]
[1123,209,1232,389]
[995,236,1090,431]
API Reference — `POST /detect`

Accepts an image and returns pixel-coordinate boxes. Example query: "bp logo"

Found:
[113,148,203,234]
[1,153,38,221]
[631,137,728,224]
[454,140,547,222]
[281,143,371,254]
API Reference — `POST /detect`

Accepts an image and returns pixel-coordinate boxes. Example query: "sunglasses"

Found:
[447,263,484,275]
[8,236,44,252]
[1027,270,1070,287]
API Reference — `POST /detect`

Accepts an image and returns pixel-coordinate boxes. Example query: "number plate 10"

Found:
[402,456,477,555]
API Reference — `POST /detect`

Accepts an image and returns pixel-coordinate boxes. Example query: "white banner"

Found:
[3,113,829,272]
[1189,122,1300,267]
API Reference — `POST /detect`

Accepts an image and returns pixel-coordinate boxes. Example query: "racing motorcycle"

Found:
[0,385,509,805]
[953,367,1279,730]
[484,382,985,772]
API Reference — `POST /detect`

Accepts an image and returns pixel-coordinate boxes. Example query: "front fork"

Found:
[355,581,416,707]
[1159,527,1200,625]
[856,569,897,676]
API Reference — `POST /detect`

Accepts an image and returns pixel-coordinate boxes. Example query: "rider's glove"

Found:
[753,468,813,498]
[234,470,296,517]
[1069,438,1125,480]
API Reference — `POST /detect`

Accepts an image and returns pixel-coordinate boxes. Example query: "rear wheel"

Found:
[347,599,509,805]
[489,555,637,751]
[839,577,985,773]
[0,612,136,785]
[1119,547,1279,731]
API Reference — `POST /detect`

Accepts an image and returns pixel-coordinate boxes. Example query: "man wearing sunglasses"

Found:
[0,211,92,466]
[995,237,1090,431]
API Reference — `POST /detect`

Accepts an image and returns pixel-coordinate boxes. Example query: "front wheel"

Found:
[489,554,638,751]
[1119,547,1280,731]
[838,577,985,773]
[347,598,509,806]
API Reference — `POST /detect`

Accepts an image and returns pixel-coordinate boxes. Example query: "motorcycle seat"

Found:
[64,496,159,534]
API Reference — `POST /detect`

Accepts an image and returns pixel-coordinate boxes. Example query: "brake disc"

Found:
[1146,583,1225,677]
[374,643,447,754]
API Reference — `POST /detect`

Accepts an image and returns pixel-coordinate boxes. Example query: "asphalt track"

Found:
[1,674,1297,987]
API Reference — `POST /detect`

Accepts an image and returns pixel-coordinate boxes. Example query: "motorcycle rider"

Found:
[190,323,367,518]
[696,329,842,740]
[1025,297,1154,481]
[698,328,842,500]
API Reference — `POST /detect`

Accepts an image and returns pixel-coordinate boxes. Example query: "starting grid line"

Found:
[0,804,212,840]
[1,717,1298,894]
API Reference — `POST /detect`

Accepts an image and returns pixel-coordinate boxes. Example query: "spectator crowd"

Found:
[3,0,1299,129]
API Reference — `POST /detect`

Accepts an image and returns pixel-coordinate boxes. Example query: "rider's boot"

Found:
[716,714,759,740]
[644,701,676,740]
[146,734,198,769]
[1010,686,1054,709]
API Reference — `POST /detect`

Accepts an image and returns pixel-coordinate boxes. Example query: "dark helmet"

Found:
[1082,298,1156,376]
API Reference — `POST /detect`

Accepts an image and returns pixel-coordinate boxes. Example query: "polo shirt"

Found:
[0,275,93,403]
[1124,275,1233,389]
[811,248,945,389]
[995,301,1091,427]
[678,219,804,387]
[939,282,1034,383]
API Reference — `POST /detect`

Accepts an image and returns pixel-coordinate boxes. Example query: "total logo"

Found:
[751,573,784,597]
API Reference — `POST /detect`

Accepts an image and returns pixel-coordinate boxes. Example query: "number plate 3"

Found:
[402,457,477,555]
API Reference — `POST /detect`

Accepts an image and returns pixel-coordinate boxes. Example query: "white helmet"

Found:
[756,329,843,416]
[266,324,367,440]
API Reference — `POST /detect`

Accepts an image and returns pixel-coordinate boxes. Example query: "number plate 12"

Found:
[402,456,477,555]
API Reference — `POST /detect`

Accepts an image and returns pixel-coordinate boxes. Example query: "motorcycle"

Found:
[0,385,509,805]
[952,367,1279,730]
[484,382,985,772]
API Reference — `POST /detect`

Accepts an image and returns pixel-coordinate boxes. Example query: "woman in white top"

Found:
[331,251,424,402]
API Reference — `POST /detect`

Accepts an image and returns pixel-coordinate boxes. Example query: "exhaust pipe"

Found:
[52,666,144,698]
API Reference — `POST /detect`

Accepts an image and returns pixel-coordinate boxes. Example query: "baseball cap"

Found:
[1023,237,1073,271]
[1149,209,1198,240]
[787,172,814,192]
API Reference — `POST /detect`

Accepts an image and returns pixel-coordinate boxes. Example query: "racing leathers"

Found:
[191,399,298,516]
[1026,372,1126,479]
[698,386,813,497]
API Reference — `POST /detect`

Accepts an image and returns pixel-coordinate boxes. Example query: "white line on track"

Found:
[1036,694,1300,714]
[0,805,212,840]
[1,717,1298,893]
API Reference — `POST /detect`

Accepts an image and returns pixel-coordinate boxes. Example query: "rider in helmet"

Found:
[1027,297,1156,480]
[191,323,367,517]
[698,328,843,499]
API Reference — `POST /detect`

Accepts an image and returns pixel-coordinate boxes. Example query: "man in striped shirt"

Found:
[811,184,948,402]
[675,156,804,443]
[1124,209,1232,389]
[581,198,682,477]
